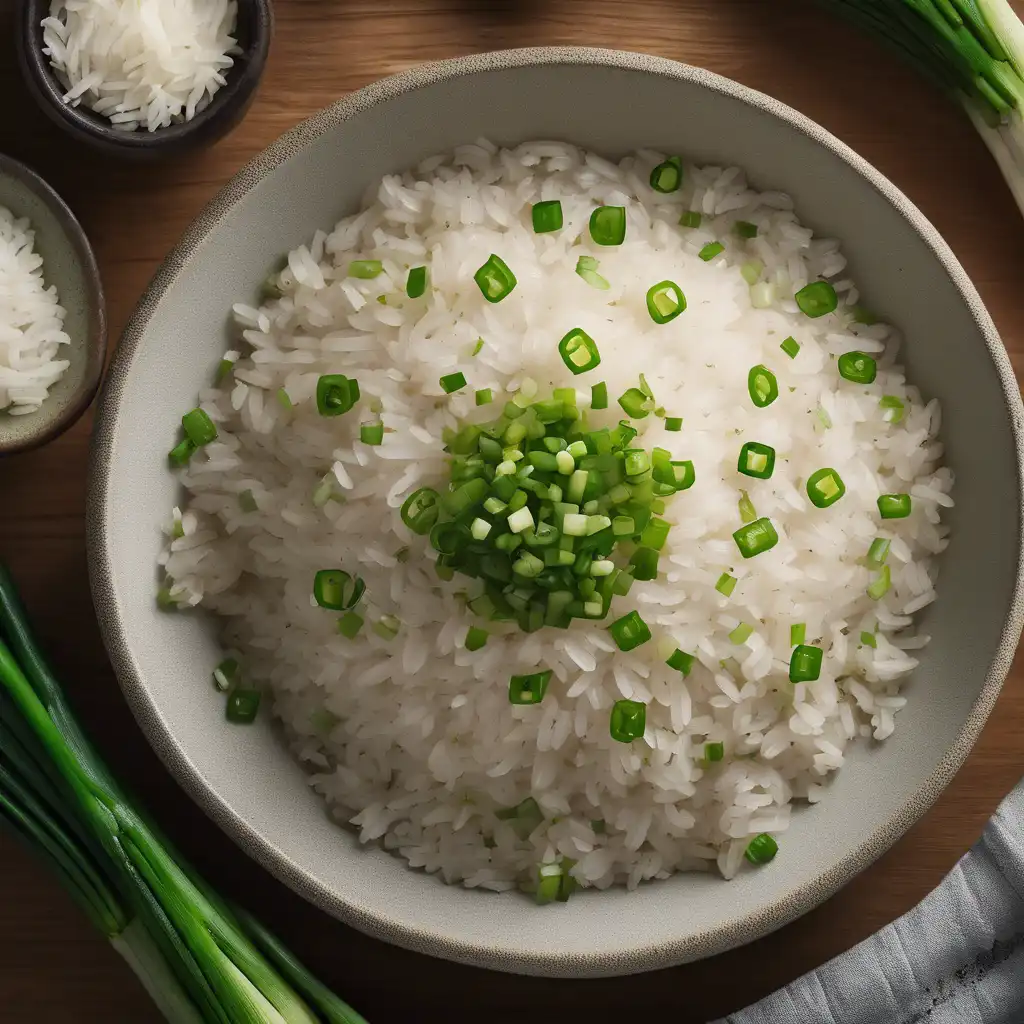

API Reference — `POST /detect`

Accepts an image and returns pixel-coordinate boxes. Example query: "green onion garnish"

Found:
[806,468,846,509]
[316,374,360,417]
[591,381,608,409]
[780,336,800,359]
[880,396,905,423]
[212,658,239,692]
[838,350,878,384]
[618,387,650,419]
[666,649,695,675]
[360,422,384,445]
[698,241,725,261]
[372,615,400,640]
[238,489,258,513]
[733,517,779,558]
[790,623,806,646]
[738,491,757,523]
[861,631,878,648]
[704,741,725,763]
[349,260,382,279]
[558,328,602,375]
[337,611,364,639]
[877,493,912,519]
[865,537,891,569]
[629,546,660,581]
[795,280,838,318]
[440,372,467,394]
[868,565,892,600]
[509,669,552,705]
[744,833,779,865]
[276,388,293,411]
[680,210,702,228]
[716,572,737,596]
[609,699,646,743]
[313,569,364,611]
[646,280,687,324]
[465,626,489,652]
[650,155,683,192]
[747,365,779,408]
[734,220,758,238]
[474,254,517,302]
[226,689,261,724]
[472,338,484,357]
[406,265,427,298]
[168,438,195,467]
[737,441,776,480]
[740,260,763,285]
[181,408,217,446]
[532,200,563,234]
[664,416,682,432]
[729,622,753,644]
[575,255,610,290]
[400,487,440,535]
[789,644,822,682]
[475,388,494,406]
[608,610,651,651]
[590,206,627,245]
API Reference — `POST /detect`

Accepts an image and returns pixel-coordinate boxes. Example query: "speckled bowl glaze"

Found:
[87,49,1024,977]
[0,154,104,455]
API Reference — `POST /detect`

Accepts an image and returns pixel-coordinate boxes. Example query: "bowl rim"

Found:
[0,153,106,455]
[15,0,273,155]
[87,46,1024,975]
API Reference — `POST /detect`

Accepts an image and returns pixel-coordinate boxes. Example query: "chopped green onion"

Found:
[313,569,364,611]
[475,388,494,406]
[337,611,364,639]
[737,441,776,480]
[558,328,602,375]
[474,254,517,302]
[880,396,905,423]
[664,416,683,432]
[215,353,236,382]
[372,615,400,640]
[470,517,492,541]
[704,741,725,763]
[509,669,552,705]
[360,422,384,446]
[868,565,892,601]
[575,255,610,290]
[672,460,695,491]
[650,155,683,193]
[716,572,737,597]
[861,631,878,648]
[816,405,833,430]
[838,350,878,385]
[780,336,800,359]
[789,644,822,683]
[316,374,360,417]
[532,200,563,233]
[806,468,846,509]
[400,487,440,534]
[640,518,671,550]
[667,649,695,675]
[852,305,878,325]
[795,280,838,318]
[226,689,261,724]
[729,622,754,644]
[747,365,779,408]
[733,517,779,558]
[238,489,258,513]
[865,537,891,569]
[878,493,912,519]
[168,438,195,467]
[406,265,428,298]
[472,338,484,357]
[790,623,806,646]
[181,408,217,446]
[465,626,489,652]
[507,507,535,534]
[698,241,725,261]
[629,546,660,581]
[744,833,779,865]
[609,699,646,743]
[555,450,575,475]
[440,372,467,394]
[608,610,651,652]
[618,387,650,419]
[589,206,626,245]
[591,381,609,409]
[276,388,293,411]
[734,220,758,238]
[349,260,382,279]
[738,490,757,523]
[212,658,239,692]
[680,210,702,228]
[740,260,763,285]
[646,280,687,324]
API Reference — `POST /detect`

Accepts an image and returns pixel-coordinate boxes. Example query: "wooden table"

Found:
[2,2,1023,1020]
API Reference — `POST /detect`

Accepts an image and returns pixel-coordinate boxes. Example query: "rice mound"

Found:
[160,141,952,892]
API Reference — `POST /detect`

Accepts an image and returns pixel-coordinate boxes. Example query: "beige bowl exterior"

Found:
[87,48,1024,977]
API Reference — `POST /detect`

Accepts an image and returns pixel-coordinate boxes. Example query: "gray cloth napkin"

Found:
[716,780,1024,1024]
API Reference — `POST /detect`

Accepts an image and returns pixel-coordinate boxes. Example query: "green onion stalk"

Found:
[818,0,1024,215]
[0,564,369,1024]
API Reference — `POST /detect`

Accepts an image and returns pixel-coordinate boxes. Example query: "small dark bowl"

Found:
[15,0,273,160]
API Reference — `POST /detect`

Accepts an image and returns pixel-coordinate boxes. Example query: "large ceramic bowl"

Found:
[87,48,1024,977]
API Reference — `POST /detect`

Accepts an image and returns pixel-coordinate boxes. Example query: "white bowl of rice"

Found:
[88,49,1024,976]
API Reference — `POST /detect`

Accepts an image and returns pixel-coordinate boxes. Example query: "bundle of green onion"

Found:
[0,564,368,1024]
[818,0,1024,214]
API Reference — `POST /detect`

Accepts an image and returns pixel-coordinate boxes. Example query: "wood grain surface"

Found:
[1,2,1023,1021]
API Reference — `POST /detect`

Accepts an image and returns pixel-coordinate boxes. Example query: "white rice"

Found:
[160,141,952,893]
[0,207,70,415]
[41,0,238,133]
